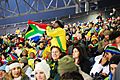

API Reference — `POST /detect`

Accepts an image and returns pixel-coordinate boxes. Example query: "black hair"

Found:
[72,45,91,74]
[60,71,84,80]
[55,20,64,28]
[72,46,84,63]
[51,46,62,53]
[109,55,120,65]
[34,58,41,68]
[34,58,41,64]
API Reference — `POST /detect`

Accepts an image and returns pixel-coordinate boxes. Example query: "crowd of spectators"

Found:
[0,8,120,80]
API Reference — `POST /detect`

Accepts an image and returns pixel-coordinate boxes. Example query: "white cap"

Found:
[34,60,50,80]
[8,62,22,71]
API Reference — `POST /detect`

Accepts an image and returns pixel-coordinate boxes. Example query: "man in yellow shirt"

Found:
[46,20,66,51]
[42,20,66,59]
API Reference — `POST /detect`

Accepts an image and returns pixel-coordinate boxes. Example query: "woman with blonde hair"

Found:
[34,60,51,80]
[3,60,29,80]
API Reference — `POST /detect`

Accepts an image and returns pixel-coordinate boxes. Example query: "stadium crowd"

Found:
[0,9,120,80]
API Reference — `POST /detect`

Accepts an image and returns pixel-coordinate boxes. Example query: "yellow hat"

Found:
[28,48,36,55]
[91,35,98,41]
[18,44,23,47]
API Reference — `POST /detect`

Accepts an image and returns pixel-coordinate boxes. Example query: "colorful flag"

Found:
[6,53,18,61]
[25,20,47,42]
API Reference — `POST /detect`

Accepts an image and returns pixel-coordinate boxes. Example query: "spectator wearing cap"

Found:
[28,48,36,69]
[88,35,98,57]
[104,45,120,58]
[34,60,50,80]
[97,30,111,54]
[0,64,6,79]
[58,55,84,80]
[90,45,120,78]
[19,57,33,78]
[3,60,29,80]
[90,52,109,78]
[45,20,66,55]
